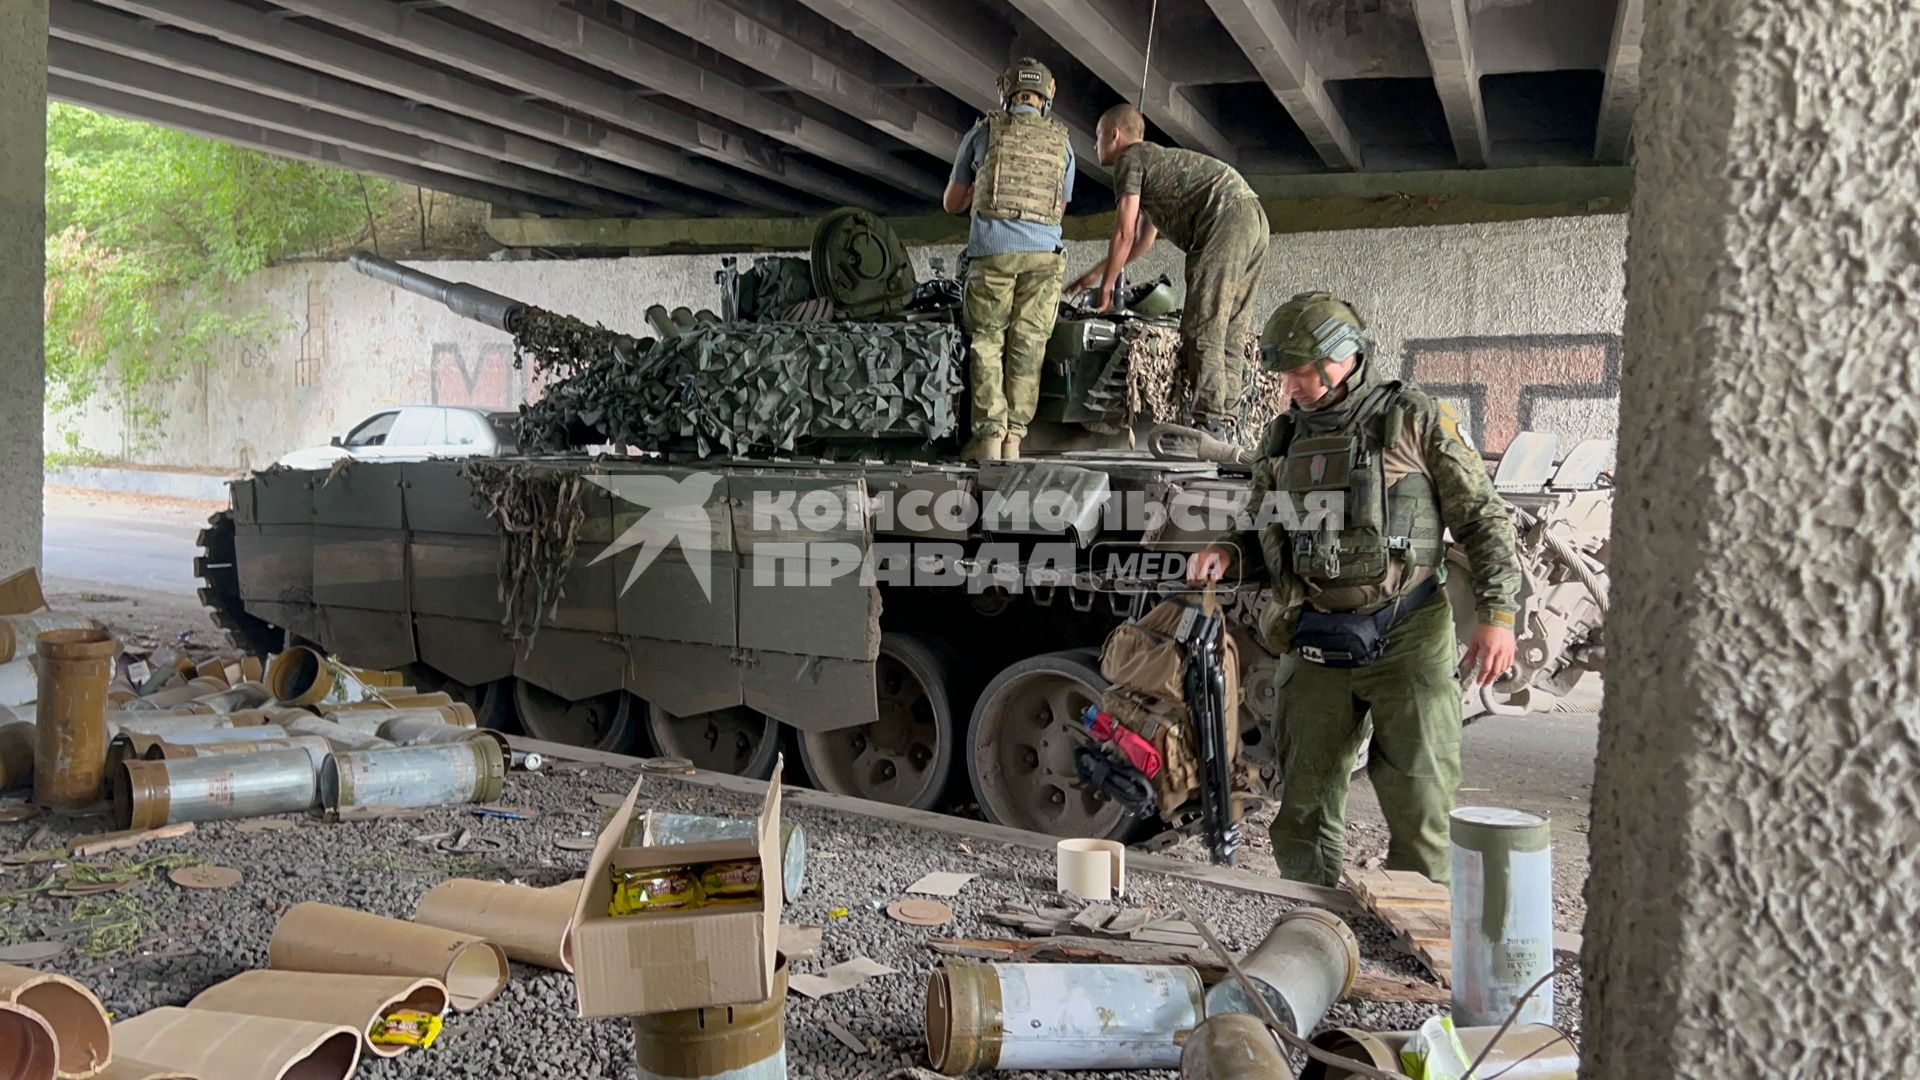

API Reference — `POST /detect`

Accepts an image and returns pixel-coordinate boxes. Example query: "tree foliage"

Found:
[44,103,383,428]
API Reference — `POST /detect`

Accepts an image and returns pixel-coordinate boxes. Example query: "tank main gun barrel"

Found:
[347,251,529,334]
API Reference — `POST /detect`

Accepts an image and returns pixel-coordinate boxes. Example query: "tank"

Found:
[197,211,1611,841]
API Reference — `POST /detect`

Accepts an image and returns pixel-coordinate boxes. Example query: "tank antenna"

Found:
[1137,0,1161,110]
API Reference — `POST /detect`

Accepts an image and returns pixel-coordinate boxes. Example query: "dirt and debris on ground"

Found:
[2,751,1581,1078]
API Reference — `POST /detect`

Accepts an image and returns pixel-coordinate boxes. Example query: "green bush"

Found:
[44,103,385,436]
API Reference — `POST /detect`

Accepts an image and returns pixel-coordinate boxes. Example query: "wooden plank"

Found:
[510,735,1360,912]
[68,822,195,857]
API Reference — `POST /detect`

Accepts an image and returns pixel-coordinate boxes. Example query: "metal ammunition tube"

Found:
[1301,1025,1578,1080]
[0,612,94,664]
[1451,807,1555,1027]
[319,740,505,813]
[284,715,396,751]
[115,748,319,830]
[926,962,1204,1073]
[631,957,788,1080]
[146,735,333,772]
[1204,908,1358,1036]
[374,716,509,758]
[122,677,228,711]
[1180,1013,1293,1080]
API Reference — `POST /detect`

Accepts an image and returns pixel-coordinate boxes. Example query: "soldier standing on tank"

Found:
[944,58,1076,462]
[1068,104,1269,439]
[1185,292,1521,886]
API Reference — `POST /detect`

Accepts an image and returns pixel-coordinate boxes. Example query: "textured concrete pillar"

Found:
[0,1,46,572]
[1584,2,1920,1075]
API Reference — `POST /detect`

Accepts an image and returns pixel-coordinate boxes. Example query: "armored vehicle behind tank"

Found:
[200,211,1611,843]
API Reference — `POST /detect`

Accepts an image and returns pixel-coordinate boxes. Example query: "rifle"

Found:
[1178,596,1240,866]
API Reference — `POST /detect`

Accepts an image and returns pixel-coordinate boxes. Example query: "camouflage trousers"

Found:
[1269,589,1463,886]
[1181,199,1269,424]
[963,250,1065,438]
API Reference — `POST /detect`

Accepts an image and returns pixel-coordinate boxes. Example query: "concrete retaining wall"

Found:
[52,214,1627,470]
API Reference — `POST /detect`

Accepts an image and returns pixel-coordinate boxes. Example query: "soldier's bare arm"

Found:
[943,180,973,215]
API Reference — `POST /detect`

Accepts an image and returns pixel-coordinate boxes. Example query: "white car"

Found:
[276,406,519,469]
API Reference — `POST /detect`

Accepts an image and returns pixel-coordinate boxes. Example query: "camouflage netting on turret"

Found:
[515,317,964,457]
[1114,322,1287,446]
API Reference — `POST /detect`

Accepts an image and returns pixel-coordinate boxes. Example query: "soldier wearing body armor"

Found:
[944,58,1076,462]
[1187,293,1521,886]
[1070,103,1269,438]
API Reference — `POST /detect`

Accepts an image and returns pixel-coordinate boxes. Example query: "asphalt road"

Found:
[42,488,211,596]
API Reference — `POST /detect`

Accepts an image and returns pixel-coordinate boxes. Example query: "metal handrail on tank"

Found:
[347,251,529,334]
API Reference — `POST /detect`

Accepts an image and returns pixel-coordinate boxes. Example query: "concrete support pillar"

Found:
[0,1,47,572]
[1585,2,1920,1075]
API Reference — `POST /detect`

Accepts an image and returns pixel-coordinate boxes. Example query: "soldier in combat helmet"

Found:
[944,58,1076,462]
[1069,103,1268,438]
[1186,292,1522,886]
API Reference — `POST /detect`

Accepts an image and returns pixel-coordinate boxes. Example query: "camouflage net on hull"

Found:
[514,313,964,457]
[1115,322,1288,446]
[460,460,588,648]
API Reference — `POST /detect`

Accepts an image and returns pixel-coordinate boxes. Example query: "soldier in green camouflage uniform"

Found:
[945,58,1076,462]
[1188,293,1521,886]
[1071,104,1268,435]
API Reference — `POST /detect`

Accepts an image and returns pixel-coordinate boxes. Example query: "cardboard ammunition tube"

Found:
[265,647,334,707]
[413,879,581,972]
[0,720,33,793]
[0,962,113,1079]
[284,715,394,751]
[319,740,505,813]
[111,1007,360,1080]
[0,612,95,664]
[632,956,788,1080]
[1180,1013,1293,1080]
[927,961,1203,1072]
[122,678,228,712]
[0,1001,59,1080]
[188,971,448,1059]
[115,748,318,830]
[1204,908,1358,1036]
[33,628,119,811]
[268,902,508,1012]
[1300,1025,1578,1080]
[93,1057,196,1080]
[326,691,456,712]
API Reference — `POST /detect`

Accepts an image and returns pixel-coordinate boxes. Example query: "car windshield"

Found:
[344,411,399,447]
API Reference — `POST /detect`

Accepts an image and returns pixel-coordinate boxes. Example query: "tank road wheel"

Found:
[967,651,1132,840]
[511,679,636,752]
[643,703,781,779]
[797,635,955,810]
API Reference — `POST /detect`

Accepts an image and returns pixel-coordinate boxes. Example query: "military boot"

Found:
[1002,434,1022,460]
[964,433,1005,462]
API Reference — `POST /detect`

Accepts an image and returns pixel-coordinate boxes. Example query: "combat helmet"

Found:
[998,57,1057,106]
[1259,292,1367,372]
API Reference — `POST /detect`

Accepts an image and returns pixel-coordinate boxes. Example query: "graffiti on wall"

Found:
[430,342,544,408]
[1398,333,1621,452]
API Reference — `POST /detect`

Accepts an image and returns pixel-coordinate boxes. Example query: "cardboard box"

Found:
[569,762,783,1018]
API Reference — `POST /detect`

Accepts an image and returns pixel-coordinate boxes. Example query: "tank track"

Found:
[194,508,283,656]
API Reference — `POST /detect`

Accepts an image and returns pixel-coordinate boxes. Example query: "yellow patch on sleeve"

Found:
[1483,610,1517,629]
[1436,402,1475,450]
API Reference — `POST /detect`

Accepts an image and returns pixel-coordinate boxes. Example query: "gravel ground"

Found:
[0,756,1577,1079]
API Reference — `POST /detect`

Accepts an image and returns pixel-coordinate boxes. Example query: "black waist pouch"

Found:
[1294,578,1438,669]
